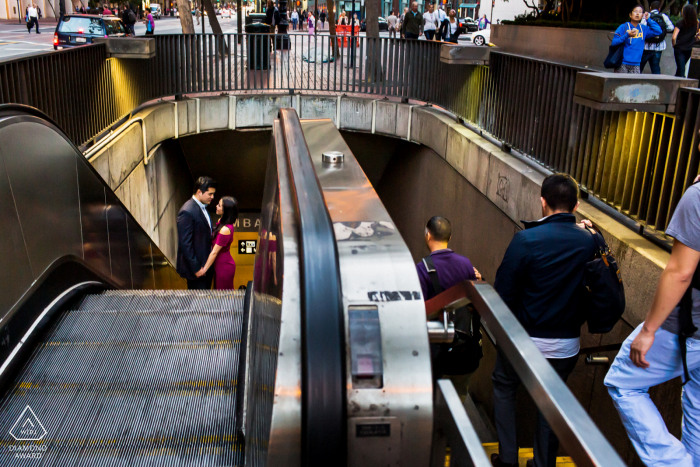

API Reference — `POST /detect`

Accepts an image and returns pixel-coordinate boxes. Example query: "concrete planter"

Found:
[491,23,677,76]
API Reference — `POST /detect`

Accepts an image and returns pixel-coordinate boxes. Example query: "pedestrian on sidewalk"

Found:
[307,11,315,35]
[122,5,137,35]
[490,174,599,467]
[144,10,155,34]
[435,4,446,40]
[438,9,464,43]
[478,13,490,30]
[672,4,700,77]
[387,10,397,38]
[291,9,298,30]
[605,176,700,467]
[195,7,201,25]
[423,3,438,40]
[640,1,674,74]
[611,5,662,74]
[26,3,40,34]
[401,1,422,40]
[320,8,326,29]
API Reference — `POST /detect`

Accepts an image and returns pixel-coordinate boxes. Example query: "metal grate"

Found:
[0,290,245,467]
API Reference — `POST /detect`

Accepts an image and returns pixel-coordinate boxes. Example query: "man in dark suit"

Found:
[177,176,217,289]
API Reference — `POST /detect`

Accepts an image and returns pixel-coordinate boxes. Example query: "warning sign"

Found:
[238,240,257,255]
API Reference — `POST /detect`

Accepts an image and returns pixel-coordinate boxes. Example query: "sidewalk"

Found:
[0,18,60,25]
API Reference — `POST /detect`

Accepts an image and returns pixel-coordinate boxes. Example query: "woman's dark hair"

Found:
[630,5,643,14]
[541,174,579,212]
[213,196,239,239]
[682,4,698,30]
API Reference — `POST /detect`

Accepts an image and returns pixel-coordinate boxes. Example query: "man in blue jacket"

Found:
[611,5,663,74]
[490,174,597,467]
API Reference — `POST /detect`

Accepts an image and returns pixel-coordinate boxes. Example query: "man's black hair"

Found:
[426,216,451,242]
[541,174,579,213]
[650,1,661,11]
[193,176,217,195]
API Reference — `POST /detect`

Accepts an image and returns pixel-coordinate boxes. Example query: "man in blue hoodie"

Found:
[611,5,663,74]
[489,174,598,467]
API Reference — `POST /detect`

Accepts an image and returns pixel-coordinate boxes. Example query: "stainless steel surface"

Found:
[322,151,345,164]
[425,280,627,467]
[431,379,491,467]
[427,315,456,344]
[300,118,433,467]
[249,119,301,467]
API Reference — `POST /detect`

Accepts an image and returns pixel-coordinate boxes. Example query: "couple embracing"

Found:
[176,176,239,290]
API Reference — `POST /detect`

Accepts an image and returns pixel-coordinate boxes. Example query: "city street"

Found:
[0,14,475,60]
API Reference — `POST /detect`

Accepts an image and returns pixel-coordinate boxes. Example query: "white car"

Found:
[221,8,231,18]
[471,28,490,46]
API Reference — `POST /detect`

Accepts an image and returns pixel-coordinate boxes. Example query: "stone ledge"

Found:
[440,43,494,65]
[93,37,155,59]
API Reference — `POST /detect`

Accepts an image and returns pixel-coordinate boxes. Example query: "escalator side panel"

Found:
[0,146,33,321]
[127,216,155,290]
[77,160,111,278]
[0,121,83,274]
[106,190,133,288]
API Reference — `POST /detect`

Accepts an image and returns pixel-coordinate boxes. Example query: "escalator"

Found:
[0,103,629,467]
[1,290,245,466]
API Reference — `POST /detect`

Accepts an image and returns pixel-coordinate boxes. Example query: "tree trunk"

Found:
[177,0,195,33]
[328,0,339,57]
[202,0,224,34]
[237,0,243,40]
[365,0,381,84]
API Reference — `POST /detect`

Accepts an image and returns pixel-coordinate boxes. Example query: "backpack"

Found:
[128,10,136,23]
[423,255,483,376]
[582,227,625,333]
[646,12,667,44]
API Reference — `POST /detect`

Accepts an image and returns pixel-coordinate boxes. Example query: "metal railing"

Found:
[426,280,626,467]
[2,35,698,235]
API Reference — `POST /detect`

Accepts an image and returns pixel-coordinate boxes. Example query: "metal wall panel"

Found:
[128,216,155,289]
[106,190,132,289]
[0,141,34,322]
[0,121,83,275]
[76,160,111,278]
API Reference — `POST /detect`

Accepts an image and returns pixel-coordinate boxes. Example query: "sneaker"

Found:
[491,453,518,467]
[36,31,41,34]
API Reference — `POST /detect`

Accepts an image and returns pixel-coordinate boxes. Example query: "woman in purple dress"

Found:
[196,196,239,289]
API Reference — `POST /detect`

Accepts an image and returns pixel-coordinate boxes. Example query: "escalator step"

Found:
[0,290,246,467]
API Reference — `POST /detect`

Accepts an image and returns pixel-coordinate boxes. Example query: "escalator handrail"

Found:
[278,109,347,467]
[425,280,626,467]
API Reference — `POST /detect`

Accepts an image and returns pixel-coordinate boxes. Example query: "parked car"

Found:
[54,14,128,50]
[471,28,490,46]
[150,4,162,19]
[360,16,388,32]
[221,8,232,18]
[458,17,478,32]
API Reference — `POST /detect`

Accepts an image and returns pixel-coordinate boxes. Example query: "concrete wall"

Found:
[492,24,677,76]
[343,126,677,467]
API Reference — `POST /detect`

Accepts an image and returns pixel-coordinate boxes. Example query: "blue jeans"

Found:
[292,18,297,30]
[675,48,692,77]
[641,49,663,75]
[605,324,700,467]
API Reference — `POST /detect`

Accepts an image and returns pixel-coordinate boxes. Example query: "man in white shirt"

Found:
[435,4,446,40]
[27,3,40,34]
[423,3,437,40]
[640,0,675,74]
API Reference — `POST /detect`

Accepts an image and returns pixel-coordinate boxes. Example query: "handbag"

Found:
[604,25,628,69]
[582,227,625,333]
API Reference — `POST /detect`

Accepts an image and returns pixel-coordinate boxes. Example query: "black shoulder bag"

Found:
[583,227,626,334]
[423,255,483,376]
[679,268,699,385]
